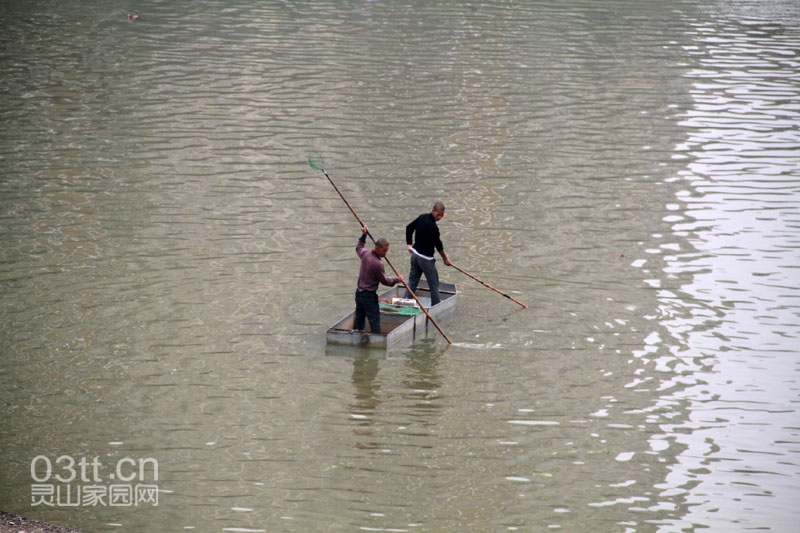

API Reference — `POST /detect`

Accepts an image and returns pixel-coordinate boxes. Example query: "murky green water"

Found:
[2,1,798,531]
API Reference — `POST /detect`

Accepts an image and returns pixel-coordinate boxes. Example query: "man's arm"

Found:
[434,226,450,265]
[438,248,451,266]
[356,227,368,256]
[406,217,417,252]
[376,264,404,287]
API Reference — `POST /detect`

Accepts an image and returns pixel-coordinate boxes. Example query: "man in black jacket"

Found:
[404,202,451,306]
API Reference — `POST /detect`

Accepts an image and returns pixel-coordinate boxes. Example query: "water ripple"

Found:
[655,9,800,532]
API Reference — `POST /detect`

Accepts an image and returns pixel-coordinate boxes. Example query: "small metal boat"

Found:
[326,280,457,349]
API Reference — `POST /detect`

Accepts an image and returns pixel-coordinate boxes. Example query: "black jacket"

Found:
[406,213,443,258]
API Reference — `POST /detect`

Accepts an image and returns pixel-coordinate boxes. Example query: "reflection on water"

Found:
[651,7,800,532]
[1,0,799,531]
[348,340,445,444]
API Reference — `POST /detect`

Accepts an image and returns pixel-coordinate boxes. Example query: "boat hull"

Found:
[326,280,457,349]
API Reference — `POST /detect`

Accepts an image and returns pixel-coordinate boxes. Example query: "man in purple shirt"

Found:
[354,226,405,333]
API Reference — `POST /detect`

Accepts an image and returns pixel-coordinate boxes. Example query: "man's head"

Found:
[374,238,390,258]
[431,202,446,222]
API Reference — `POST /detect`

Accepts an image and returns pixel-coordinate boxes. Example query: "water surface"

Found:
[1,1,798,531]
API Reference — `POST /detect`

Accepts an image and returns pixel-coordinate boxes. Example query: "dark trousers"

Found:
[404,253,440,306]
[354,290,381,332]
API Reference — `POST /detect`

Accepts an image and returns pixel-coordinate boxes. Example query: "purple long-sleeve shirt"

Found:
[356,234,399,292]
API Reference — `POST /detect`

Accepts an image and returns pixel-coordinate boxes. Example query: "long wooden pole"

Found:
[317,166,453,344]
[450,263,528,309]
